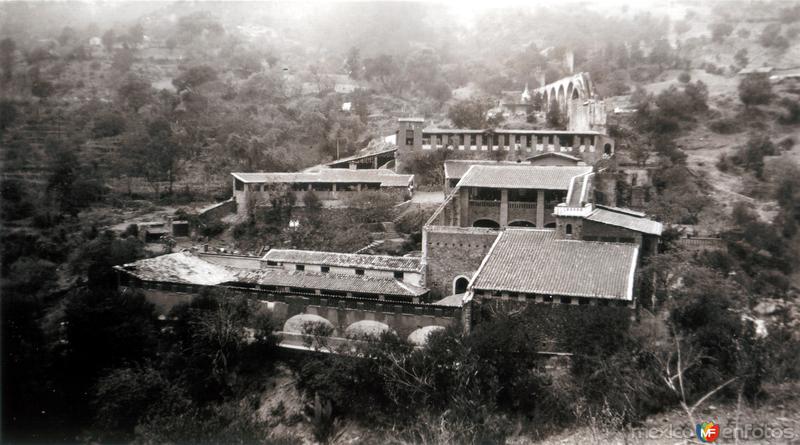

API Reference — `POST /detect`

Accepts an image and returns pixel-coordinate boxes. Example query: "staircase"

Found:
[353,240,384,254]
[381,222,400,240]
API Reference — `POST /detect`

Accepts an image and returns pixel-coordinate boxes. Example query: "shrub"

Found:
[708,116,742,134]
[200,220,227,238]
[678,71,691,83]
[710,22,734,42]
[759,23,789,49]
[738,74,773,107]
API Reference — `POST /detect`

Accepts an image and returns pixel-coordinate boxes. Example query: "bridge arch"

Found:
[557,84,566,110]
[473,219,500,229]
[408,325,446,346]
[284,314,335,335]
[544,222,557,228]
[509,220,536,227]
[345,320,395,339]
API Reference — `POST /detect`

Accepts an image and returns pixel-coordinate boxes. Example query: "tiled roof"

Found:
[116,252,426,297]
[587,207,663,236]
[261,249,422,272]
[325,147,397,166]
[231,169,413,187]
[444,160,527,180]
[456,165,593,190]
[526,152,582,163]
[233,268,427,297]
[470,229,638,300]
[116,252,237,285]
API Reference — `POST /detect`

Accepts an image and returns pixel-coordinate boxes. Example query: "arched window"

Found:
[473,219,500,229]
[604,143,612,155]
[565,224,573,235]
[453,276,469,294]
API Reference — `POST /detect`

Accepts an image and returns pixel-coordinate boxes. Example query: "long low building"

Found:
[260,249,424,287]
[231,169,414,215]
[116,251,428,305]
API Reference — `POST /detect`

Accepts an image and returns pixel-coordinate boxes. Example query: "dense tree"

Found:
[117,74,153,112]
[58,26,77,46]
[546,98,564,129]
[710,22,734,42]
[447,97,491,128]
[0,37,15,83]
[0,99,17,133]
[101,29,115,52]
[738,74,773,107]
[345,46,361,79]
[172,65,218,93]
[127,23,145,47]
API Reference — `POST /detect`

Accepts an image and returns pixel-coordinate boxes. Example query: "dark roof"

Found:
[586,207,663,236]
[526,152,582,163]
[456,165,593,190]
[116,252,426,297]
[324,147,397,167]
[470,229,638,300]
[231,169,413,187]
[233,268,427,297]
[444,160,528,180]
[261,249,422,272]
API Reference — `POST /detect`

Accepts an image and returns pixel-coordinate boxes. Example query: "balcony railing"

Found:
[509,201,536,209]
[470,200,500,207]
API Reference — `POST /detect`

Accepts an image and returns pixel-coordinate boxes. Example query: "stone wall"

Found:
[423,227,499,297]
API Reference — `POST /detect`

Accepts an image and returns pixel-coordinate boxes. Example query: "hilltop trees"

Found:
[738,74,773,107]
[448,97,491,128]
[1,37,15,83]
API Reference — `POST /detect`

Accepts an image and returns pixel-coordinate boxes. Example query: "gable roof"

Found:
[324,147,397,167]
[261,249,422,272]
[586,207,663,236]
[116,251,426,297]
[233,268,427,297]
[444,160,528,180]
[456,165,593,190]
[526,152,582,164]
[470,229,638,300]
[231,169,413,187]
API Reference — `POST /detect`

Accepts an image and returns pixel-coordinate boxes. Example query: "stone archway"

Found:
[557,84,566,110]
[509,220,536,227]
[473,219,500,229]
[453,276,469,294]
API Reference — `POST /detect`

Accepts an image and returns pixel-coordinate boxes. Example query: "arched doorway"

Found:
[604,143,612,155]
[473,219,500,229]
[509,220,536,227]
[453,276,469,294]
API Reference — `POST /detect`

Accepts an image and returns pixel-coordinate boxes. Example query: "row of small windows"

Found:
[421,134,596,147]
[430,242,489,249]
[291,264,403,279]
[479,291,628,307]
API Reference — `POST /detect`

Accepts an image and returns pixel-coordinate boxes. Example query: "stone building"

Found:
[115,250,459,345]
[231,169,414,216]
[260,249,424,287]
[464,229,638,328]
[423,163,661,298]
[395,117,614,170]
[431,164,594,229]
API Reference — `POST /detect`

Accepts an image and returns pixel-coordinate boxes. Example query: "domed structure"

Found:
[283,314,335,335]
[407,325,445,346]
[344,320,394,338]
